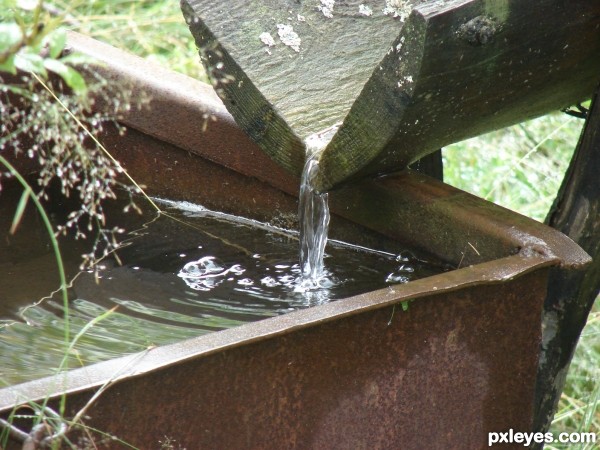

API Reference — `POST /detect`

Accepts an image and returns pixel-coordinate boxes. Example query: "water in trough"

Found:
[0,181,449,385]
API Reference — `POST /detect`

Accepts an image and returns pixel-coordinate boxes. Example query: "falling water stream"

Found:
[298,153,330,289]
[297,126,338,290]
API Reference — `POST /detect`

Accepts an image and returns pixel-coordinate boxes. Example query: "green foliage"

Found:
[0,0,87,93]
[0,3,143,446]
[38,0,207,80]
[443,113,584,222]
[548,304,600,449]
[0,1,143,270]
[0,154,72,445]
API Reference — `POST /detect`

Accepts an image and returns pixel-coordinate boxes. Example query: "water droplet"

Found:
[230,264,245,275]
[385,273,410,284]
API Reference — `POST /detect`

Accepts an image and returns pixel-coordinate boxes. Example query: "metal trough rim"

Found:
[0,32,591,412]
[0,252,555,411]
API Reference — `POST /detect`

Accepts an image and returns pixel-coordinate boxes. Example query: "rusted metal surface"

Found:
[331,171,591,270]
[6,271,546,449]
[0,34,592,449]
[99,123,299,224]
[0,249,553,449]
[64,31,300,197]
[0,132,590,450]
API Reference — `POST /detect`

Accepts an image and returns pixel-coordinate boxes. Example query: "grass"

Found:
[444,118,599,446]
[443,113,583,222]
[7,0,599,445]
[44,0,206,80]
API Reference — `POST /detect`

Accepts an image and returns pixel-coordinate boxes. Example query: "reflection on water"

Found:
[0,197,449,386]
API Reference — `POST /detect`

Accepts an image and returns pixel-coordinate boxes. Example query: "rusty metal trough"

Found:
[0,34,591,449]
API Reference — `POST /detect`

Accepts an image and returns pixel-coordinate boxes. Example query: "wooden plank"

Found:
[533,82,600,436]
[181,0,409,180]
[182,0,600,191]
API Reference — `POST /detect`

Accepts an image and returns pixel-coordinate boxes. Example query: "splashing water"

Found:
[178,256,245,291]
[0,185,450,385]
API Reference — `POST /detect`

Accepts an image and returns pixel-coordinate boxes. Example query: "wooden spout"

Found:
[182,0,600,191]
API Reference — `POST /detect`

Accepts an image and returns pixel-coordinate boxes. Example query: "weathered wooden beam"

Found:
[182,0,600,191]
[321,0,600,190]
[533,82,600,436]
[180,0,409,184]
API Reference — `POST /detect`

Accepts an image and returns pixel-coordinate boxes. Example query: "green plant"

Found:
[0,0,86,92]
[0,150,129,447]
[547,304,600,449]
[33,0,207,80]
[443,112,583,222]
[0,2,144,446]
[1,1,145,272]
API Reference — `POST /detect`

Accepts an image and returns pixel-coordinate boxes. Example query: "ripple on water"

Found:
[0,200,449,385]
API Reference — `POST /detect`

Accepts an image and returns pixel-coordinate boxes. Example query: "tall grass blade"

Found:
[580,379,600,435]
[10,189,29,235]
[58,306,118,373]
[0,154,70,418]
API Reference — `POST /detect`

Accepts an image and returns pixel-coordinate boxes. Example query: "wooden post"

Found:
[182,0,600,191]
[534,81,600,436]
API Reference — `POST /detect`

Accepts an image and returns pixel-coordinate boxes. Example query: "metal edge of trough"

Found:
[0,32,592,412]
[0,252,555,412]
[63,31,300,196]
[330,171,592,270]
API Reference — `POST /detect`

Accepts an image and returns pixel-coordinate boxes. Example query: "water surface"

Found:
[0,197,449,386]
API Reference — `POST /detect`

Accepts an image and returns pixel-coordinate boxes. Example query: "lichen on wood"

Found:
[181,0,409,181]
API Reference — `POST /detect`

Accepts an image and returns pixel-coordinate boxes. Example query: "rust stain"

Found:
[30,271,545,449]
